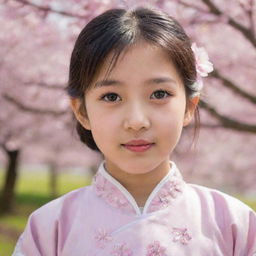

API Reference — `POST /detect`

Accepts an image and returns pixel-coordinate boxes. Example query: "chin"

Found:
[118,162,158,175]
[124,169,152,175]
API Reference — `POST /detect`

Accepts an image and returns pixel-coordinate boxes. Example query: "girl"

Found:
[13,7,256,256]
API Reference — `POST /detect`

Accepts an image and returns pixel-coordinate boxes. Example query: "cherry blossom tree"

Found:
[0,5,101,213]
[3,0,254,132]
[0,0,255,213]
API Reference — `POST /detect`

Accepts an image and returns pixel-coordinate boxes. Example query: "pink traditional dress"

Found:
[12,161,256,256]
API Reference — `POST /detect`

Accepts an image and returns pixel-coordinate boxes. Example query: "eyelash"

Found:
[99,89,172,102]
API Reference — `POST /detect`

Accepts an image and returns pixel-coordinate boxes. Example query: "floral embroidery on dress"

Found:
[93,161,185,214]
[93,173,135,214]
[93,173,107,197]
[171,227,192,245]
[111,242,133,256]
[94,227,113,248]
[146,241,167,256]
[148,178,184,212]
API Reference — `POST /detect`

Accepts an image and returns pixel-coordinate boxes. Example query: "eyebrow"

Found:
[94,77,177,88]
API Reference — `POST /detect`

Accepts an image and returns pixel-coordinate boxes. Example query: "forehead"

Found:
[90,41,183,88]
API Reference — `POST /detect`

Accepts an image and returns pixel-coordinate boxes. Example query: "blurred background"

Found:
[0,0,255,254]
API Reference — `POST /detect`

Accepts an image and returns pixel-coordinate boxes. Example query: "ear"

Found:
[183,96,200,127]
[69,98,91,130]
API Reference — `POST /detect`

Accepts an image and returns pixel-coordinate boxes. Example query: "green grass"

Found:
[234,196,256,211]
[0,215,27,231]
[16,171,90,195]
[0,234,15,256]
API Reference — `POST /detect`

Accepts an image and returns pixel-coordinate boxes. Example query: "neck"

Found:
[104,160,171,207]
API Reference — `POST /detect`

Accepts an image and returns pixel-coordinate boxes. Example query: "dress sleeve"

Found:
[212,190,256,255]
[12,203,60,256]
[12,231,40,256]
[232,206,256,255]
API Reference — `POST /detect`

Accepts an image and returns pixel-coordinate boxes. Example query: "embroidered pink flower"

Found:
[151,190,170,208]
[93,172,134,213]
[146,241,167,256]
[166,179,183,198]
[111,243,133,256]
[94,173,108,197]
[94,228,113,248]
[191,42,213,77]
[106,187,129,208]
[93,163,185,214]
[150,178,184,211]
[171,227,192,245]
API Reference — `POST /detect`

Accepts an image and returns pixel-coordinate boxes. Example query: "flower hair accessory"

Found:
[190,43,214,93]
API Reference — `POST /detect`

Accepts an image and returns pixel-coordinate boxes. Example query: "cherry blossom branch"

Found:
[24,81,64,90]
[3,94,66,116]
[0,41,19,69]
[200,100,256,133]
[0,133,11,152]
[177,0,208,13]
[199,123,223,129]
[210,70,256,105]
[238,0,255,36]
[247,0,255,38]
[0,142,8,152]
[178,0,256,48]
[11,0,87,19]
[186,123,224,129]
[201,0,256,48]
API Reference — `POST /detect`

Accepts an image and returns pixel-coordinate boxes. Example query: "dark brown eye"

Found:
[101,93,120,102]
[151,90,171,99]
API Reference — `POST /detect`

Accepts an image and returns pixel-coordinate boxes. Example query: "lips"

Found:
[122,140,154,153]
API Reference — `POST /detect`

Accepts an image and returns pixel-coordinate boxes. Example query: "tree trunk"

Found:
[0,149,20,214]
[49,162,58,198]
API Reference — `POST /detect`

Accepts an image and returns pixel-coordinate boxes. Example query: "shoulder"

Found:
[185,183,256,253]
[187,183,255,212]
[29,185,91,223]
[14,186,93,255]
[186,183,256,226]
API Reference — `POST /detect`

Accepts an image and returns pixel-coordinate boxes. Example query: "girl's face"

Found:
[71,42,198,175]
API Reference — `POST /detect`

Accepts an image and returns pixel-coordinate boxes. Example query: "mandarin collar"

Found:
[92,161,185,215]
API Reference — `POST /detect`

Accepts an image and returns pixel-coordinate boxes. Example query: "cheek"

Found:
[90,110,119,128]
[158,117,183,140]
[154,104,186,141]
[154,102,186,126]
[88,111,119,141]
[88,114,121,155]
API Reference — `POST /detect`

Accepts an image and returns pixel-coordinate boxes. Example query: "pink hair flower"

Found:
[191,42,214,77]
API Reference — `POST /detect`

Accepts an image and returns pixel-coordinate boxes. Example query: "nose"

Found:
[123,102,151,131]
